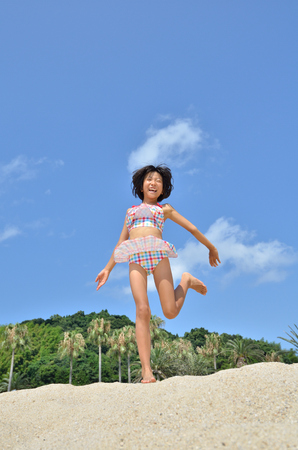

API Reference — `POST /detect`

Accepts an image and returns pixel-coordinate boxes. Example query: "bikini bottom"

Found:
[129,250,168,275]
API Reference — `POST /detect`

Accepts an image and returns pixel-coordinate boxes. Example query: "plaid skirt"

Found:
[114,236,177,275]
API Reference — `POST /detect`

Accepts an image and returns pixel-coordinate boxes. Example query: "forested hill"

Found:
[0,310,297,389]
[22,309,136,332]
[0,309,177,387]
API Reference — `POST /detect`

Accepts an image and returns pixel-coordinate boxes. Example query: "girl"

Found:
[95,165,220,383]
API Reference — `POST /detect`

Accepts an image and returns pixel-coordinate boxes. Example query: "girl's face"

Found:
[142,171,163,202]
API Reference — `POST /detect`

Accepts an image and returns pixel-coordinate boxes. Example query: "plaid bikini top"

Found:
[126,203,164,233]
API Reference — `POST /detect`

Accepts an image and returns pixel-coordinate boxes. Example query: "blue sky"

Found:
[1,2,297,350]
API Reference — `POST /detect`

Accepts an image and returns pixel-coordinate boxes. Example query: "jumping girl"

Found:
[95,165,220,383]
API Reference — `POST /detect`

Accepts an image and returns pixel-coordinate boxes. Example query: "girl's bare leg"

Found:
[129,263,156,383]
[153,258,207,320]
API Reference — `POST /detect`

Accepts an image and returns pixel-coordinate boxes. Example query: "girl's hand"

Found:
[209,247,221,267]
[95,269,110,290]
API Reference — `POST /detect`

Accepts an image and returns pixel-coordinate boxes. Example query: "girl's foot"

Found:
[141,377,156,384]
[141,369,156,383]
[183,273,207,295]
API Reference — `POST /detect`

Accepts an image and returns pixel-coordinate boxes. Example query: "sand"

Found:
[0,362,297,449]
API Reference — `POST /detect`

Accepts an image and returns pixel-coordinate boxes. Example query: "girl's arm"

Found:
[163,204,221,267]
[95,216,129,290]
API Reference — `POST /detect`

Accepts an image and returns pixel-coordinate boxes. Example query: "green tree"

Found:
[168,338,193,371]
[123,326,137,383]
[225,338,264,368]
[132,337,211,381]
[197,333,222,370]
[183,327,211,349]
[149,315,166,348]
[132,340,175,382]
[181,351,210,376]
[108,329,127,382]
[278,324,298,353]
[58,331,85,384]
[265,351,283,362]
[150,343,173,380]
[87,317,111,382]
[1,323,30,392]
[168,339,211,376]
[0,372,29,393]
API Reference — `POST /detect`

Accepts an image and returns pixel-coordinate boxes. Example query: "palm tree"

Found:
[169,339,211,376]
[143,340,177,381]
[265,351,283,362]
[150,343,174,380]
[108,328,127,382]
[150,315,165,348]
[169,338,193,370]
[180,351,211,376]
[87,317,111,382]
[58,331,85,384]
[131,341,173,382]
[1,323,30,392]
[197,333,222,370]
[225,338,264,368]
[0,372,29,393]
[171,338,193,357]
[278,324,298,353]
[132,338,210,381]
[123,326,137,383]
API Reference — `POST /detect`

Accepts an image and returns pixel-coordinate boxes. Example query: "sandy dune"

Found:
[0,362,297,449]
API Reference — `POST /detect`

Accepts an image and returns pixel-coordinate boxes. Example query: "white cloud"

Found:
[170,217,297,285]
[60,229,76,239]
[107,218,297,291]
[110,265,129,281]
[55,159,64,167]
[0,226,22,243]
[35,157,64,168]
[25,219,49,230]
[185,168,200,176]
[128,118,204,172]
[12,198,34,206]
[0,156,65,185]
[0,156,35,183]
[123,286,133,295]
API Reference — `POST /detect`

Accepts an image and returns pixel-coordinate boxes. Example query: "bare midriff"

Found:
[129,227,162,240]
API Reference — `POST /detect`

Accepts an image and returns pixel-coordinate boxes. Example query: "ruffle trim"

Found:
[114,236,177,263]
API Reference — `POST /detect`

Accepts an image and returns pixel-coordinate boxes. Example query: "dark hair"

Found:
[131,165,174,202]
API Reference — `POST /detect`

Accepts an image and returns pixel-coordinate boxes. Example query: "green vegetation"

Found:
[0,372,29,393]
[87,317,111,382]
[1,323,30,392]
[58,331,86,384]
[278,324,298,352]
[224,337,265,368]
[196,333,223,370]
[123,326,137,383]
[107,328,128,383]
[0,310,297,392]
